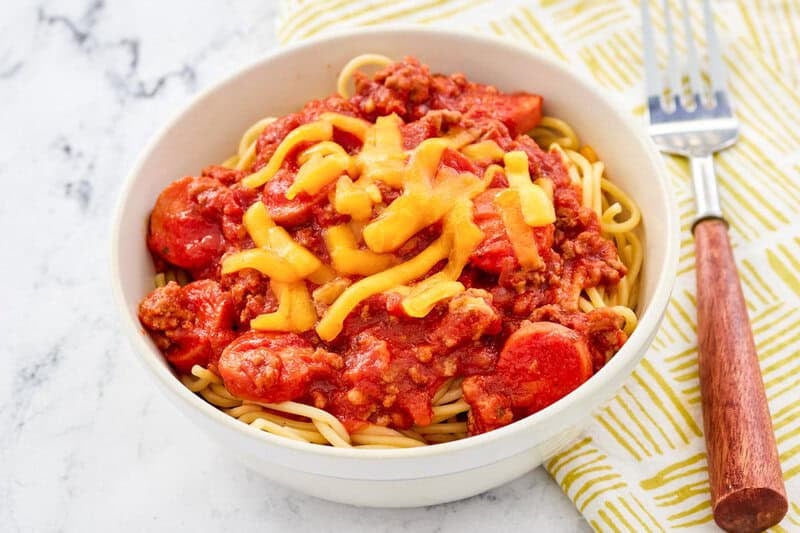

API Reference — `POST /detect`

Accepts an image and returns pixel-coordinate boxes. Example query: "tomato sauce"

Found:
[138,57,628,435]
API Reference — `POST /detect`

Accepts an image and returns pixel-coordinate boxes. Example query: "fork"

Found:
[640,1,787,531]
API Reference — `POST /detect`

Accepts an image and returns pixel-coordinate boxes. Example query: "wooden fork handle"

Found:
[694,219,787,532]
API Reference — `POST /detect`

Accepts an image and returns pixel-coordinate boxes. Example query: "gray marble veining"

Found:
[0,1,589,531]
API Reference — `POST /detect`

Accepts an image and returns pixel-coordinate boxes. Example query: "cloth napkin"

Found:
[275,1,800,530]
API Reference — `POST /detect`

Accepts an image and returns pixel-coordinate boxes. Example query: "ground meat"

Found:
[430,289,502,348]
[291,224,331,264]
[138,280,237,372]
[401,109,463,149]
[311,293,502,429]
[201,165,245,186]
[219,269,278,327]
[352,57,542,136]
[560,231,627,287]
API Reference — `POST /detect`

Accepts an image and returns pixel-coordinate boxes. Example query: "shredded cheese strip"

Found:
[286,152,351,199]
[402,281,465,318]
[249,280,316,332]
[222,202,322,281]
[228,112,571,341]
[362,138,451,253]
[316,237,450,341]
[461,140,505,163]
[400,198,484,316]
[221,248,301,282]
[250,280,293,330]
[334,175,382,220]
[503,151,556,227]
[324,224,395,276]
[495,189,544,270]
[355,113,407,188]
[319,112,371,141]
[243,121,333,188]
[299,140,350,163]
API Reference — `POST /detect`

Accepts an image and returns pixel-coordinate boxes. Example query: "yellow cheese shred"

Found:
[299,140,349,163]
[222,202,322,280]
[494,189,543,270]
[400,198,484,317]
[402,280,465,318]
[233,113,559,340]
[461,140,505,163]
[250,281,294,331]
[312,277,352,307]
[324,224,395,276]
[316,236,450,341]
[333,175,382,221]
[320,112,371,141]
[361,138,452,253]
[286,152,351,199]
[355,113,407,187]
[243,121,333,188]
[251,281,316,332]
[503,151,556,227]
[221,248,301,283]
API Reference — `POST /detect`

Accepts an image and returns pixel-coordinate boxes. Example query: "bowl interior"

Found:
[113,26,676,475]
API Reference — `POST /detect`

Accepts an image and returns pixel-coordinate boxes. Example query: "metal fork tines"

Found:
[640,0,739,225]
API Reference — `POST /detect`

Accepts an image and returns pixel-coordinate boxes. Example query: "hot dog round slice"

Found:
[463,321,593,434]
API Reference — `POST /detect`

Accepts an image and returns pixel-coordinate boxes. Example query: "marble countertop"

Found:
[0,1,588,530]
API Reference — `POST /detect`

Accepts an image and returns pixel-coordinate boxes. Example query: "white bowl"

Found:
[111,25,679,507]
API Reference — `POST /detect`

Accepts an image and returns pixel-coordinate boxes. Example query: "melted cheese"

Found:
[316,236,450,341]
[221,248,302,283]
[361,138,451,253]
[361,139,491,254]
[319,112,371,141]
[400,198,483,317]
[299,140,349,163]
[243,121,333,188]
[286,152,351,199]
[355,113,406,188]
[402,280,465,318]
[235,113,558,339]
[494,189,543,270]
[250,280,293,330]
[324,224,395,276]
[461,140,505,162]
[251,280,316,332]
[441,127,477,150]
[503,151,556,227]
[312,277,352,307]
[333,175,381,221]
[222,202,322,280]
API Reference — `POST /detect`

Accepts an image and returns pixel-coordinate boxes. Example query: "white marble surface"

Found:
[0,1,589,531]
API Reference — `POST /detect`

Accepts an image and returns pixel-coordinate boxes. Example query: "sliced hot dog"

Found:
[463,321,593,434]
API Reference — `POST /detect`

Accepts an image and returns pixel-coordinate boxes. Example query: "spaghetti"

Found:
[181,364,468,447]
[140,55,643,449]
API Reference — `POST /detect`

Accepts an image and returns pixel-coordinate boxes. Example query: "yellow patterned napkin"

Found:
[276,1,800,529]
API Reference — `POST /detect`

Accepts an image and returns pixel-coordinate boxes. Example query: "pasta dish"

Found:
[138,55,642,448]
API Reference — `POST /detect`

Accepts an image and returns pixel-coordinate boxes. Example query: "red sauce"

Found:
[138,57,628,436]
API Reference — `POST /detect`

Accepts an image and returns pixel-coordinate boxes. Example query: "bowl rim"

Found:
[111,23,680,463]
